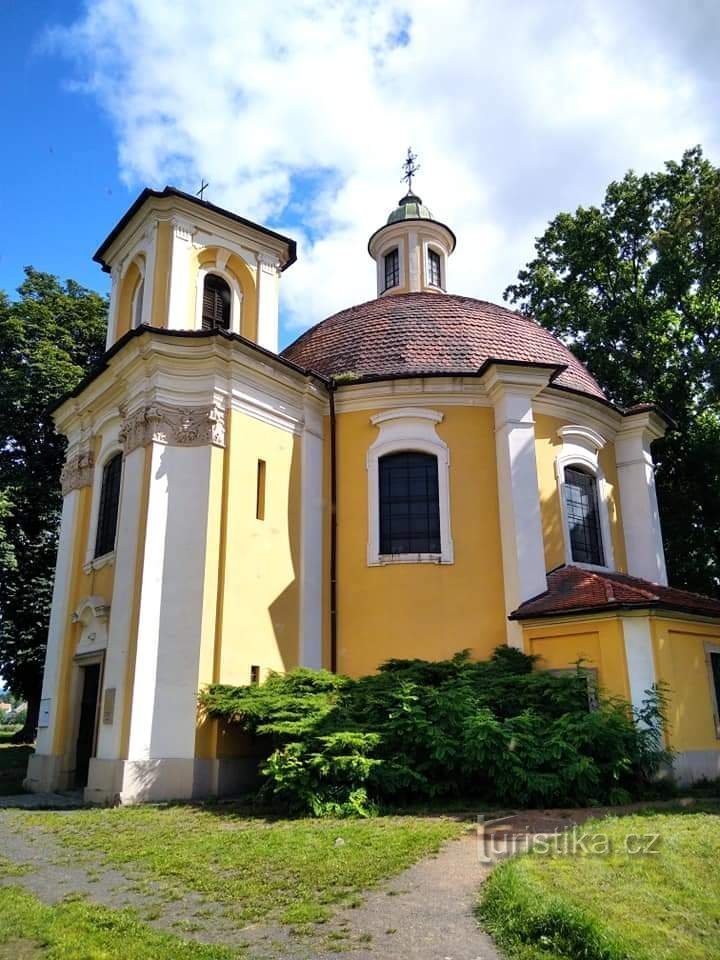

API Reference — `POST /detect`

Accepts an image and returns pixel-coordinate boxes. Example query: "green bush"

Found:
[200,649,670,816]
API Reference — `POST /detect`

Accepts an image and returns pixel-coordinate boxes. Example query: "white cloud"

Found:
[50,0,720,344]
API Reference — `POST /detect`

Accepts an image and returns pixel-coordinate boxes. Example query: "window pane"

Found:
[428,250,441,287]
[564,467,604,566]
[384,249,399,290]
[95,454,122,558]
[379,452,441,554]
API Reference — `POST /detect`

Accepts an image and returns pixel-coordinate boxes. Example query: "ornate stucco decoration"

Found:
[60,447,95,496]
[119,402,226,455]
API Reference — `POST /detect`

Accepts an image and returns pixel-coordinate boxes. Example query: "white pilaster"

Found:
[622,617,657,719]
[140,221,158,328]
[299,395,324,669]
[615,412,667,584]
[94,445,145,764]
[484,366,551,649]
[166,218,194,329]
[33,489,81,758]
[105,266,121,350]
[256,253,281,353]
[118,402,225,802]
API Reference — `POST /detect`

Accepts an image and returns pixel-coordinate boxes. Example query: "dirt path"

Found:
[0,803,502,959]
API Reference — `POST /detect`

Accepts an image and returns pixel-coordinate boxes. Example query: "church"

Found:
[25,171,720,803]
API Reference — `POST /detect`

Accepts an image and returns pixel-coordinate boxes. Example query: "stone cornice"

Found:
[60,447,95,496]
[119,402,226,454]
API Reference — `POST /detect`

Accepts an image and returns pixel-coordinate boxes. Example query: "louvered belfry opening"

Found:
[202,274,232,331]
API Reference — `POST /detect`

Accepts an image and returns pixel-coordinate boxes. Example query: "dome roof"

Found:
[282,292,606,400]
[386,192,434,224]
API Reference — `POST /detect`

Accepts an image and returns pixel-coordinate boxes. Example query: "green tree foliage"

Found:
[0,269,107,739]
[505,146,720,595]
[200,649,669,816]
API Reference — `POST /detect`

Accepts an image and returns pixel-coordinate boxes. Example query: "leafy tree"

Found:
[505,146,720,595]
[0,269,107,741]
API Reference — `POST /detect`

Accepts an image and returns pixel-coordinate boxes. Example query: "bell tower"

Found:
[368,150,456,298]
[95,187,296,354]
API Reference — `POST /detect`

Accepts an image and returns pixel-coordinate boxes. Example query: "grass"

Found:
[12,805,466,926]
[478,807,720,960]
[0,727,32,796]
[0,886,239,959]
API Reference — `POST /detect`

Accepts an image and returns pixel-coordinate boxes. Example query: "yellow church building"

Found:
[25,182,720,804]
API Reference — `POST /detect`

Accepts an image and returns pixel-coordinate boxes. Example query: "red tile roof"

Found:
[511,565,720,620]
[281,293,606,400]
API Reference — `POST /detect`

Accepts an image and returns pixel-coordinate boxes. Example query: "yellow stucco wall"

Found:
[652,617,720,752]
[533,413,626,573]
[522,615,631,702]
[216,410,301,686]
[333,405,506,677]
[150,220,172,328]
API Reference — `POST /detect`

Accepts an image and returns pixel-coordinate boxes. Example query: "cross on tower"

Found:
[196,179,209,201]
[401,148,420,194]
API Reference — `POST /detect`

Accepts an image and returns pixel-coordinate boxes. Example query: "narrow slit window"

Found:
[384,248,400,291]
[202,274,231,330]
[427,249,442,287]
[94,453,122,558]
[256,459,266,520]
[564,466,604,566]
[379,451,440,555]
[250,665,261,685]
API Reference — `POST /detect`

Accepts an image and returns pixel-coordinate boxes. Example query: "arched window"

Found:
[202,274,231,330]
[383,248,400,291]
[379,451,440,555]
[94,454,122,558]
[563,465,604,566]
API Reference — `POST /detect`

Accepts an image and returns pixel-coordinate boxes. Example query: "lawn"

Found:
[478,807,720,960]
[0,886,237,959]
[0,726,32,796]
[11,805,466,926]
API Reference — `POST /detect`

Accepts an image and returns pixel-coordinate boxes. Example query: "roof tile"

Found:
[281,293,605,399]
[511,565,720,620]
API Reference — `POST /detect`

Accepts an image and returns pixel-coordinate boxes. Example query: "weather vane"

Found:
[401,147,420,194]
[196,179,209,201]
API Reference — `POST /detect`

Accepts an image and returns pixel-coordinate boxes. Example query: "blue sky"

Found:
[2,1,719,346]
[0,1,125,298]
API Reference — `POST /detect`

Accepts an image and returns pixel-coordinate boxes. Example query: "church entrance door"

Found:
[74,662,101,788]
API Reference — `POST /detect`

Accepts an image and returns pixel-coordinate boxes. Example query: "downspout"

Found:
[329,378,338,673]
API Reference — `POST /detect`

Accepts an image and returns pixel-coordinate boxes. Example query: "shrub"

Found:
[199,648,670,816]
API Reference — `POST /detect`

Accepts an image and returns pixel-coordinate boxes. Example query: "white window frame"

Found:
[376,237,406,293]
[705,642,720,739]
[195,261,243,335]
[367,407,453,565]
[423,241,445,290]
[556,425,614,571]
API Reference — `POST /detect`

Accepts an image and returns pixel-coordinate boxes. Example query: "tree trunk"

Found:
[10,687,40,744]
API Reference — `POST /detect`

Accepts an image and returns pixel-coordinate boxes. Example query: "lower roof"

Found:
[510,565,720,621]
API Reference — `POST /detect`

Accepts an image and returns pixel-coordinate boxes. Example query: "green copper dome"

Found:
[386,192,433,224]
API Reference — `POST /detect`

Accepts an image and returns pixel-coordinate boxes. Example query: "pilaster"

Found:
[255,253,281,353]
[119,401,226,803]
[299,392,324,669]
[484,365,551,649]
[167,218,195,329]
[615,412,667,584]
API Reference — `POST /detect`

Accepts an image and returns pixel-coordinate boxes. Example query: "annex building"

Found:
[26,180,720,803]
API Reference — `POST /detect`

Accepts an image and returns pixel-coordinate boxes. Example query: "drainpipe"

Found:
[329,379,338,673]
